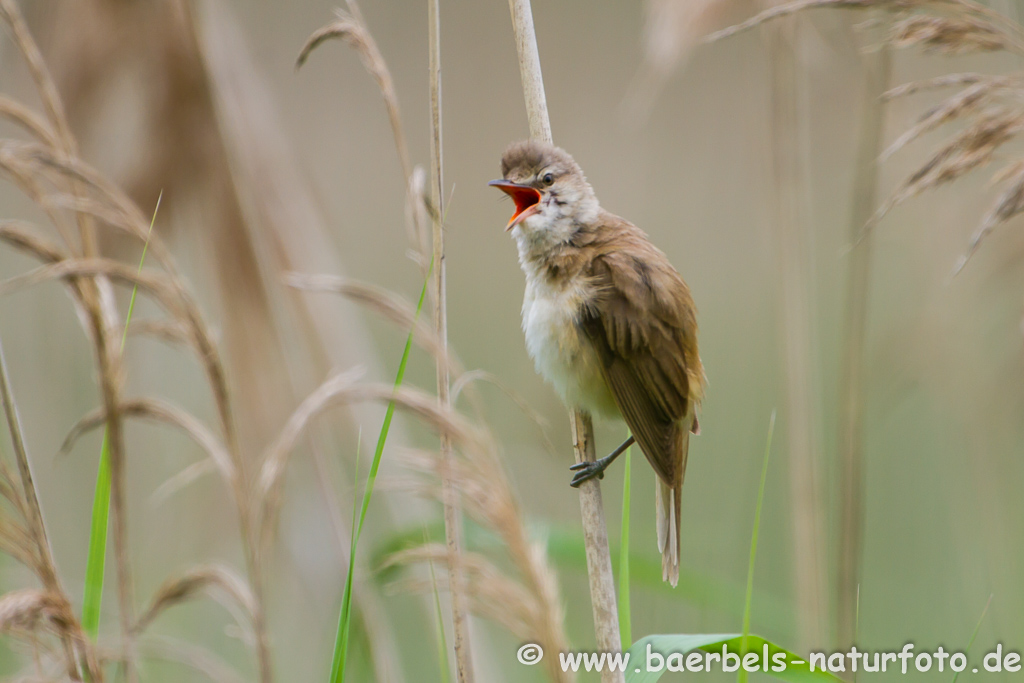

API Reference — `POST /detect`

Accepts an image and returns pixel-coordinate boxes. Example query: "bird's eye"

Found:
[542,172,555,185]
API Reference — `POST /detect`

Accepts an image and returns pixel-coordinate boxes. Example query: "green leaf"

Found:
[329,262,432,683]
[329,431,362,682]
[81,191,161,641]
[625,633,845,683]
[81,434,111,639]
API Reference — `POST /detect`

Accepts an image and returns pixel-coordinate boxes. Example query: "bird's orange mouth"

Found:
[488,180,541,231]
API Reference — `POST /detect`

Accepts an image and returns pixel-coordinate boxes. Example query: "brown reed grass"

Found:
[0,4,135,674]
[706,0,1024,274]
[0,2,272,679]
[0,336,99,681]
[0,1,600,681]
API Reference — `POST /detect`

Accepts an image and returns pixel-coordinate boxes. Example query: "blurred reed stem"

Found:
[428,1,475,681]
[763,16,826,650]
[837,23,890,649]
[506,2,623,677]
[507,0,551,144]
[0,332,82,681]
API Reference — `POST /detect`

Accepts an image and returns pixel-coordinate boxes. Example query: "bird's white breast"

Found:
[521,277,618,417]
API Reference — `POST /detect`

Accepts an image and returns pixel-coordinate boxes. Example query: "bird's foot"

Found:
[569,458,609,487]
[568,436,634,488]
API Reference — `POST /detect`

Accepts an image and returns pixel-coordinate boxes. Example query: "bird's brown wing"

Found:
[579,228,701,486]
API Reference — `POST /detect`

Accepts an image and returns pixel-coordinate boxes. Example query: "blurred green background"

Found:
[1,0,1023,681]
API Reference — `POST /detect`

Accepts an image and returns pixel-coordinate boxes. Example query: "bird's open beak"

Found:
[489,180,541,231]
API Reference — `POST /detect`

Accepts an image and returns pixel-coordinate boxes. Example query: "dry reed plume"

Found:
[0,338,101,681]
[0,0,275,675]
[704,0,1024,273]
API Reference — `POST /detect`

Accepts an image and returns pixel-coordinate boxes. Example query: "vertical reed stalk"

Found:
[428,1,474,681]
[0,337,57,622]
[507,0,551,144]
[506,3,623,676]
[242,515,272,683]
[570,413,623,680]
[837,24,890,649]
[763,18,826,650]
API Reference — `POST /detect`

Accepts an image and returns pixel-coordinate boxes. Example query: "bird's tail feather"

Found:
[656,478,681,587]
[656,426,689,588]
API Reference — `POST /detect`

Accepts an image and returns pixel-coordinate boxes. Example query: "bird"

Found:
[489,139,704,586]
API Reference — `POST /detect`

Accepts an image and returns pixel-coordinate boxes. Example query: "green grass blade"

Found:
[81,191,161,640]
[329,431,362,682]
[330,264,431,683]
[426,533,452,683]
[951,594,993,683]
[81,437,111,639]
[738,410,775,683]
[618,436,632,647]
[625,633,844,683]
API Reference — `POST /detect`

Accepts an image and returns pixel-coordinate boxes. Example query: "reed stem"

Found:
[837,23,890,649]
[763,17,826,650]
[428,1,475,681]
[0,333,82,681]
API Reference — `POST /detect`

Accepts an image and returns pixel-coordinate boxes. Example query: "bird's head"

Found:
[489,140,598,238]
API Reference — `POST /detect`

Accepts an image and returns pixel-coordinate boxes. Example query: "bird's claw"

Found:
[569,460,606,488]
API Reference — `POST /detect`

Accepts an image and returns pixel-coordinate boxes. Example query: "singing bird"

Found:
[490,140,704,585]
